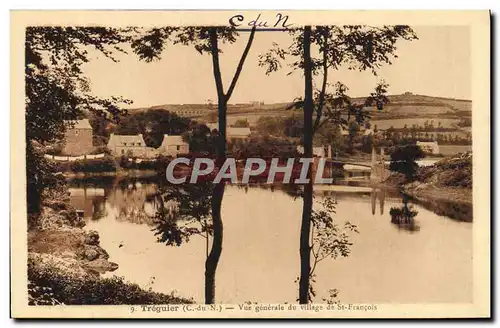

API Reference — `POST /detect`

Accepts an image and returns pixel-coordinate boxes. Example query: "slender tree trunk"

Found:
[299,26,314,304]
[205,28,226,304]
[205,26,255,304]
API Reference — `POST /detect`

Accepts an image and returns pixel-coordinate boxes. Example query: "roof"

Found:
[206,123,251,137]
[65,119,92,130]
[108,134,146,147]
[160,134,188,148]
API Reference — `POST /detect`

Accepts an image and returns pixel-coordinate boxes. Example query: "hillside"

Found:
[128,93,472,126]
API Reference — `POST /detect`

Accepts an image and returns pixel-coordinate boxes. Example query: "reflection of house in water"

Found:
[105,183,159,225]
[69,188,106,219]
[370,188,385,215]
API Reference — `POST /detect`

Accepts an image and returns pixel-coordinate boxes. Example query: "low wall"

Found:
[44,153,105,161]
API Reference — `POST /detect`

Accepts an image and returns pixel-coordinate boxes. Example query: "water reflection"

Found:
[67,177,472,303]
[389,194,421,233]
[370,188,385,216]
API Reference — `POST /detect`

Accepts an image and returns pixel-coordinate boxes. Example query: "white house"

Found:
[416,141,440,155]
[158,134,189,157]
[107,134,158,158]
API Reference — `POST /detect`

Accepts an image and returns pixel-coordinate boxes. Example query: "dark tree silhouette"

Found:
[259,25,417,303]
[389,144,426,181]
[26,27,131,214]
[132,26,256,303]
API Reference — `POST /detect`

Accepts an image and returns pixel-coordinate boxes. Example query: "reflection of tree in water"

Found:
[116,207,155,225]
[91,197,107,221]
[233,183,302,199]
[106,182,159,225]
[389,194,420,232]
[152,182,213,257]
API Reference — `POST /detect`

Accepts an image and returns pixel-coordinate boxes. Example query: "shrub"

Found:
[118,155,171,172]
[55,156,117,173]
[28,260,193,305]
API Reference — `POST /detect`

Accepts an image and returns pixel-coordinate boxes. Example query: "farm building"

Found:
[107,134,158,158]
[207,123,252,142]
[158,134,189,157]
[416,141,440,155]
[62,119,94,156]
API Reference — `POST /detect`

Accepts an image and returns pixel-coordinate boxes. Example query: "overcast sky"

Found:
[82,26,470,108]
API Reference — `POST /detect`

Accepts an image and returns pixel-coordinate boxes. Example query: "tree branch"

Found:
[209,28,225,103]
[313,29,329,134]
[225,26,257,101]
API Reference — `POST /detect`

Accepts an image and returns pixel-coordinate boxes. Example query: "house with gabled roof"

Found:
[63,119,94,155]
[107,133,158,158]
[158,134,189,157]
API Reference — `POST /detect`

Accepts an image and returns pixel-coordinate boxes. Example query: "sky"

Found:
[82,26,471,109]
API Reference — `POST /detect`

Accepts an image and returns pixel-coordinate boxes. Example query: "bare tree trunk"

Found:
[299,25,314,304]
[205,26,255,304]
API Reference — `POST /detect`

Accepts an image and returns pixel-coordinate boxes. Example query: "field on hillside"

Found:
[371,118,460,130]
[439,145,472,156]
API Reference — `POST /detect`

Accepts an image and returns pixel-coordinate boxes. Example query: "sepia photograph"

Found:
[10,10,490,318]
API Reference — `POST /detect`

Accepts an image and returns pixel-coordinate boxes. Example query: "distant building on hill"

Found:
[416,141,440,155]
[158,134,189,157]
[63,119,94,156]
[207,123,252,142]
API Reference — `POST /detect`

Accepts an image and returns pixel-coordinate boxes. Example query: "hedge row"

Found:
[55,156,117,173]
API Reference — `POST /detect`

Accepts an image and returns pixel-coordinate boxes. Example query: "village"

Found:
[42,105,469,185]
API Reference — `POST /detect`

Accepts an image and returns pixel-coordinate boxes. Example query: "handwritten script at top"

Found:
[229,13,293,29]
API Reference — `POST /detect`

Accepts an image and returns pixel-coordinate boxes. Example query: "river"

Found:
[68,177,472,304]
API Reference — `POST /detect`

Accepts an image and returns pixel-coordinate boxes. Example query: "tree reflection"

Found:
[389,194,420,232]
[152,181,213,256]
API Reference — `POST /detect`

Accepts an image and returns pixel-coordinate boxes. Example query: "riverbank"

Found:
[61,168,158,179]
[382,152,472,221]
[405,151,472,205]
[28,183,193,305]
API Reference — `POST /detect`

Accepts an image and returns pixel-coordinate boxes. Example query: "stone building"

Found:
[63,119,94,155]
[107,134,158,158]
[158,134,189,157]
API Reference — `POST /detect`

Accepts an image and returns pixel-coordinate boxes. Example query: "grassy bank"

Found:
[404,151,472,205]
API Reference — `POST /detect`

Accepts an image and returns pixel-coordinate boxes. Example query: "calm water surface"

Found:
[68,178,472,304]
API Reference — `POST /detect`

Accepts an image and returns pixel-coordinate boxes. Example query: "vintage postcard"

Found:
[10,10,490,318]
